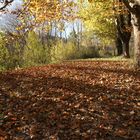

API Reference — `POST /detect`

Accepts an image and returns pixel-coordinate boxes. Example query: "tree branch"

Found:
[0,0,14,10]
[122,0,134,13]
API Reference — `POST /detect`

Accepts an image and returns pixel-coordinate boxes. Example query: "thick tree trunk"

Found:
[122,0,140,67]
[132,17,140,66]
[122,13,131,58]
[116,11,131,58]
[133,26,140,66]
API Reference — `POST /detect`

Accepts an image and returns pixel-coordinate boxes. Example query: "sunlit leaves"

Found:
[78,0,116,44]
[88,0,94,3]
[19,0,76,30]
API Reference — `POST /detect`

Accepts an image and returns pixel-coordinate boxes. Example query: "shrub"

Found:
[23,31,51,67]
[0,36,9,70]
[0,31,103,70]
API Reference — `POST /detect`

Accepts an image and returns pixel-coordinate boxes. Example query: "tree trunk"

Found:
[133,26,140,66]
[116,37,123,56]
[132,14,140,66]
[122,0,140,67]
[123,41,130,58]
[116,11,131,58]
[122,13,131,58]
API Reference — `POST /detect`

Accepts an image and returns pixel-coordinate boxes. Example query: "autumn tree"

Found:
[87,0,140,67]
[79,0,116,45]
[16,0,76,31]
[79,0,132,57]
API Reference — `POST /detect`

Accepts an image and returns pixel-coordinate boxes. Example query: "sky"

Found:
[0,0,22,31]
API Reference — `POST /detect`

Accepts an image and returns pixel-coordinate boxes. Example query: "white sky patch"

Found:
[0,0,22,31]
[8,0,22,11]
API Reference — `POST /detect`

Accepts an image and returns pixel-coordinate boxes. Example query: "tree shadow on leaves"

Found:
[0,68,139,139]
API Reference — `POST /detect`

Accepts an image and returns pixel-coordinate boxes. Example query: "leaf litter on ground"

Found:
[0,60,140,139]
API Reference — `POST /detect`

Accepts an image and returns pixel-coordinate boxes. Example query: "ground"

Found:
[0,60,140,140]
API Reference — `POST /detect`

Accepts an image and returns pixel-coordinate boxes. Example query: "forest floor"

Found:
[0,60,140,140]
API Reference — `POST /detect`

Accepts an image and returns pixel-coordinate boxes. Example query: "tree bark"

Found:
[116,37,123,56]
[123,41,130,58]
[133,25,140,66]
[122,0,140,67]
[131,4,140,66]
[116,11,131,58]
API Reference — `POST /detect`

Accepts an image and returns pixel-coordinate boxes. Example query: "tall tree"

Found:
[18,0,76,31]
[87,0,140,67]
[79,0,116,46]
[80,0,132,57]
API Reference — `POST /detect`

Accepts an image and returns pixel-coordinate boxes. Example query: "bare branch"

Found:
[0,0,14,10]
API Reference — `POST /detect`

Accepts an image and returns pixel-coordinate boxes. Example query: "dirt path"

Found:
[0,61,140,139]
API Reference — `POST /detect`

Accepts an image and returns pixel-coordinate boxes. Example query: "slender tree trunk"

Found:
[76,22,80,50]
[64,28,67,43]
[72,23,77,46]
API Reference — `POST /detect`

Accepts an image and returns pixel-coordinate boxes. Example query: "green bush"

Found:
[50,40,80,62]
[0,33,24,70]
[0,31,102,70]
[49,40,101,62]
[0,37,9,70]
[23,31,51,67]
[7,42,24,69]
[77,46,100,59]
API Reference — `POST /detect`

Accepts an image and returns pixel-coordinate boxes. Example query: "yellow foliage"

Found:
[88,0,94,3]
[20,0,76,28]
